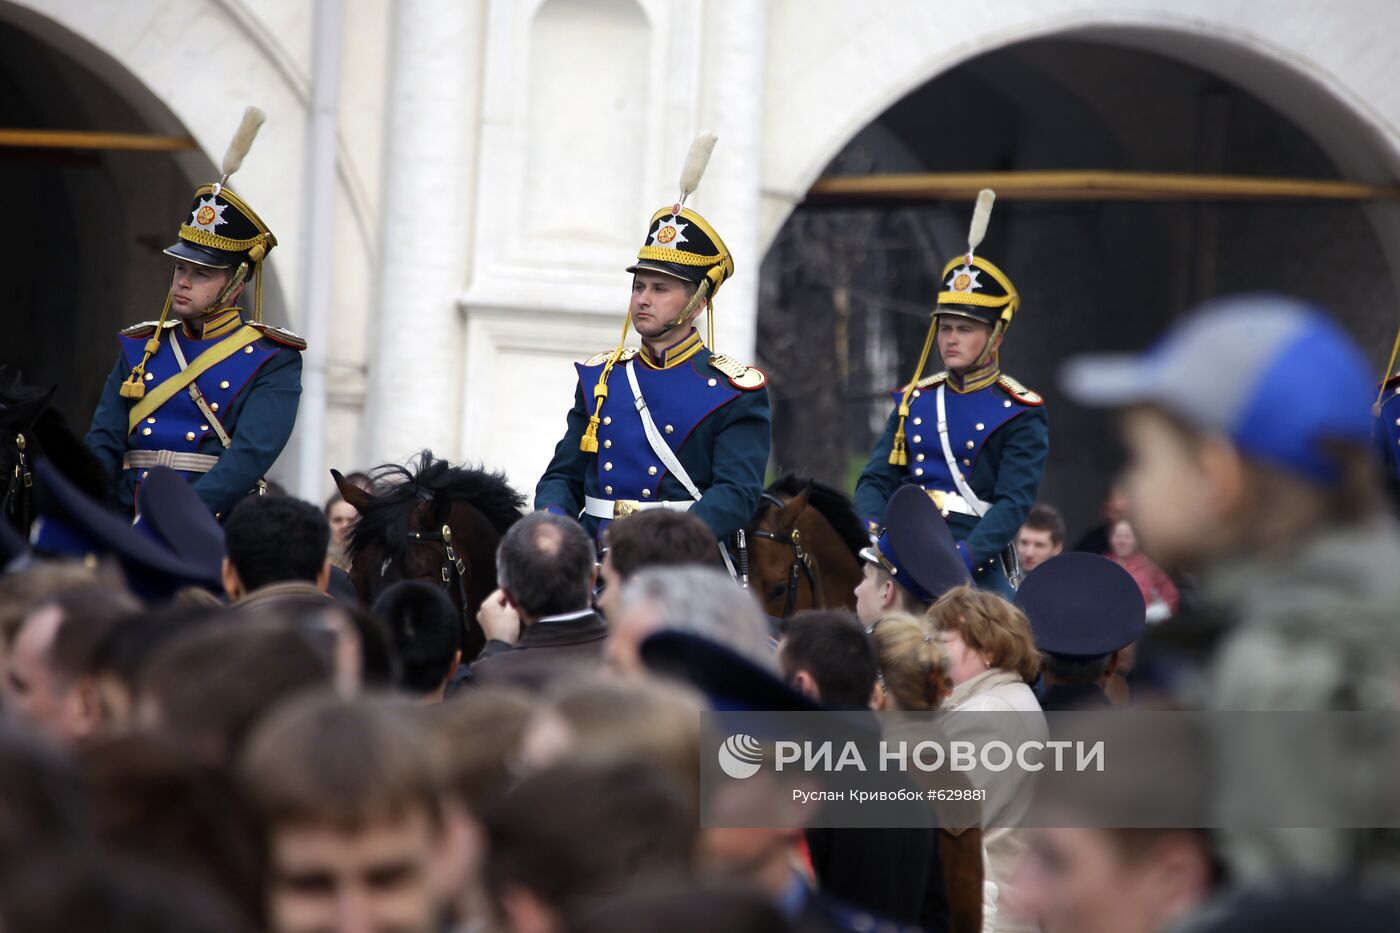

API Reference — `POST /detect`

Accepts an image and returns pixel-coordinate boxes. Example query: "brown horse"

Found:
[334,451,525,662]
[746,475,866,618]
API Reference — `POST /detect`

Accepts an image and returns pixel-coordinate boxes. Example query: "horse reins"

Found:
[750,492,824,617]
[405,523,471,627]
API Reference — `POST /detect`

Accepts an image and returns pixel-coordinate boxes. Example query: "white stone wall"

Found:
[13,0,1400,503]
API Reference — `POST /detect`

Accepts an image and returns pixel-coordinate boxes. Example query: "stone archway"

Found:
[756,16,1400,535]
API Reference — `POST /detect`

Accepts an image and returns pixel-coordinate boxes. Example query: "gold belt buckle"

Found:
[613,499,640,518]
[926,489,946,512]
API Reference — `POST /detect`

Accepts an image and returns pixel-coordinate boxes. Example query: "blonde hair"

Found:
[870,613,952,710]
[928,585,1041,683]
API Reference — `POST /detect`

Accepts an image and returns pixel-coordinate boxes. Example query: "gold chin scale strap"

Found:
[888,313,939,466]
[118,258,257,400]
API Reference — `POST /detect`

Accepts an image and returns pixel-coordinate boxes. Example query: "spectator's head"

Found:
[0,721,93,866]
[0,560,121,680]
[777,610,878,710]
[609,567,772,673]
[496,513,595,625]
[929,586,1040,686]
[424,688,535,928]
[78,733,263,928]
[91,605,230,731]
[869,612,952,711]
[9,588,141,744]
[136,617,334,766]
[1063,296,1380,570]
[372,582,462,701]
[481,758,695,933]
[240,693,445,933]
[1020,828,1219,933]
[852,562,926,628]
[222,496,331,599]
[520,674,704,809]
[596,511,719,619]
[1016,504,1066,573]
[1108,518,1140,560]
[323,492,358,552]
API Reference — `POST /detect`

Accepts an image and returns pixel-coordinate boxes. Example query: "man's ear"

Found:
[879,579,899,610]
[316,559,332,593]
[500,587,520,612]
[792,670,821,702]
[1101,649,1121,684]
[222,556,243,600]
[1200,434,1246,514]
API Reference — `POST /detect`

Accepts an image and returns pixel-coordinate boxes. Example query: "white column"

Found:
[702,0,767,361]
[294,0,343,500]
[363,0,475,465]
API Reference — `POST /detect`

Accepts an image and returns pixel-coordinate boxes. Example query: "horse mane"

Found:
[349,450,525,562]
[766,473,868,561]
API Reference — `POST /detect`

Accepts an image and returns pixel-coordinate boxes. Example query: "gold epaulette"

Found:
[997,373,1044,406]
[119,319,178,338]
[709,354,767,390]
[248,321,307,350]
[582,347,638,366]
[914,370,949,390]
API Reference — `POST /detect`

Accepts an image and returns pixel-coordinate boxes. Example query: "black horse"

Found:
[335,450,525,663]
[0,368,111,533]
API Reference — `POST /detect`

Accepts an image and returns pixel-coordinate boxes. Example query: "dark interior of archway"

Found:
[758,37,1398,543]
[0,17,194,429]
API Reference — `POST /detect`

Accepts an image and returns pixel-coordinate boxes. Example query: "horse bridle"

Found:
[2,434,32,529]
[749,492,823,617]
[404,523,471,626]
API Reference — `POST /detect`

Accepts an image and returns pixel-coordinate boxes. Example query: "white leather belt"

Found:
[924,488,980,517]
[123,450,220,473]
[583,496,693,520]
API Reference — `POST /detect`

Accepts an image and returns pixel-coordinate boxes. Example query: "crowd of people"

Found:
[4,293,1400,933]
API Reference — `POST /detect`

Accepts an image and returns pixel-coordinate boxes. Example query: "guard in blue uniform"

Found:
[85,108,303,519]
[535,136,771,548]
[855,190,1048,596]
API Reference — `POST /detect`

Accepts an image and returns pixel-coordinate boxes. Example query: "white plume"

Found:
[967,188,996,254]
[219,106,266,182]
[678,133,718,204]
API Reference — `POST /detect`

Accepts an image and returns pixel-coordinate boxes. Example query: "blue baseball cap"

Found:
[1061,294,1375,486]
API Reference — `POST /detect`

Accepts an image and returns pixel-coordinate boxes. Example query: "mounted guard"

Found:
[535,135,772,559]
[854,189,1049,596]
[86,107,303,519]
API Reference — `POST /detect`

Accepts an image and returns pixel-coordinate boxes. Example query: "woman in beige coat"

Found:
[930,586,1047,933]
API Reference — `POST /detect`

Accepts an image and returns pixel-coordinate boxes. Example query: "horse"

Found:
[745,474,867,618]
[334,450,526,663]
[0,367,111,532]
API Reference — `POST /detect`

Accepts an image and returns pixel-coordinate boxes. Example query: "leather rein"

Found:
[749,491,824,617]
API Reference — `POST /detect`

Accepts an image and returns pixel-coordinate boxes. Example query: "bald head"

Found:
[497,513,596,623]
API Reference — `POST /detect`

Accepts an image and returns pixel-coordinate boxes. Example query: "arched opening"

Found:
[0,6,289,432]
[757,35,1400,534]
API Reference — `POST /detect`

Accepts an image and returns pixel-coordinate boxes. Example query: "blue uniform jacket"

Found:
[534,340,771,546]
[855,371,1048,591]
[86,314,303,518]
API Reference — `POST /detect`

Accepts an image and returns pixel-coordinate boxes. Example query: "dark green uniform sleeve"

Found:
[191,349,302,516]
[85,355,132,484]
[962,406,1049,566]
[533,383,589,518]
[854,406,903,532]
[688,385,772,541]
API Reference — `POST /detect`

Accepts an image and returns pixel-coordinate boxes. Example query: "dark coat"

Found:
[470,611,607,690]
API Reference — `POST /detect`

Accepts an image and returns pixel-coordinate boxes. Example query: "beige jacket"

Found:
[945,668,1046,933]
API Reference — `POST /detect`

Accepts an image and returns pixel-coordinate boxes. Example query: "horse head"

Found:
[336,452,524,662]
[747,475,868,619]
